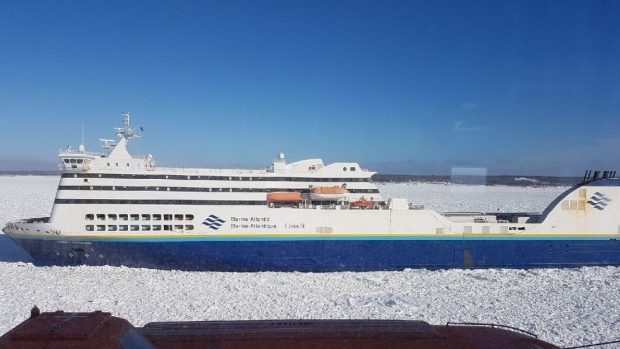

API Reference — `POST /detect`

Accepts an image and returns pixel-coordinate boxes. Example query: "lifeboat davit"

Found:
[350,198,374,209]
[267,192,302,204]
[309,185,349,201]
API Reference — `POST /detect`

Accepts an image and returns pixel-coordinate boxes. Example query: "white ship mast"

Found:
[101,112,139,159]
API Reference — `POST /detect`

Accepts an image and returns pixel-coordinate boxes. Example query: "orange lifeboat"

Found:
[350,198,375,209]
[267,192,302,204]
[309,185,349,201]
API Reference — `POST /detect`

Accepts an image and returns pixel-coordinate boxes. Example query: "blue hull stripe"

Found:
[9,235,620,271]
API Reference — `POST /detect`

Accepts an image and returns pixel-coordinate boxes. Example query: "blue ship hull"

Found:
[9,235,620,271]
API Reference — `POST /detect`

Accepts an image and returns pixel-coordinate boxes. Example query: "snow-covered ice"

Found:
[0,176,618,347]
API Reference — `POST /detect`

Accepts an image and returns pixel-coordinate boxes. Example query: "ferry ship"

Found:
[3,114,620,271]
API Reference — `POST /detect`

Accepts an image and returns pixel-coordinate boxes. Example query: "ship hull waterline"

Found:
[8,234,620,271]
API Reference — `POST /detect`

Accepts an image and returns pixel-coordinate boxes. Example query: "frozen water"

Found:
[0,176,618,347]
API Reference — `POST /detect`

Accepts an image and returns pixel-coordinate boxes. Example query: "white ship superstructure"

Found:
[52,113,382,235]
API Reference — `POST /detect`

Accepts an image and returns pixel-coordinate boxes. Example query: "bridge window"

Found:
[350,167,356,171]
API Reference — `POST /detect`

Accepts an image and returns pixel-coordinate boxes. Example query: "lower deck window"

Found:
[96,225,105,231]
[152,225,161,231]
[86,225,94,231]
[142,225,151,231]
[130,225,139,231]
[107,225,117,231]
[119,225,128,231]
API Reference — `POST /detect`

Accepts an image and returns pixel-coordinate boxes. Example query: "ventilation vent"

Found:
[316,226,333,234]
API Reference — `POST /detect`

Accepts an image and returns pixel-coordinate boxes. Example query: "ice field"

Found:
[1,176,619,347]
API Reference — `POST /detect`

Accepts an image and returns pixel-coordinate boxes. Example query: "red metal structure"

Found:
[0,308,560,349]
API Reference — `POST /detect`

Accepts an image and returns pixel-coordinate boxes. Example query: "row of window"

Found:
[85,213,194,221]
[86,224,194,232]
[62,159,84,164]
[56,199,266,205]
[59,185,379,194]
[62,173,371,182]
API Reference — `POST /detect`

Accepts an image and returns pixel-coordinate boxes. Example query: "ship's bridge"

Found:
[58,145,101,171]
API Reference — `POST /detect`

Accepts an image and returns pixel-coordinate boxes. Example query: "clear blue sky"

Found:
[1,0,618,175]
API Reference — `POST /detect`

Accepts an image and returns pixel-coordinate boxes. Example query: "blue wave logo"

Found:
[203,215,226,230]
[587,192,611,211]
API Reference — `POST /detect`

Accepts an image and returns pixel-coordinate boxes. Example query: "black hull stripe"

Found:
[61,173,371,182]
[55,199,267,205]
